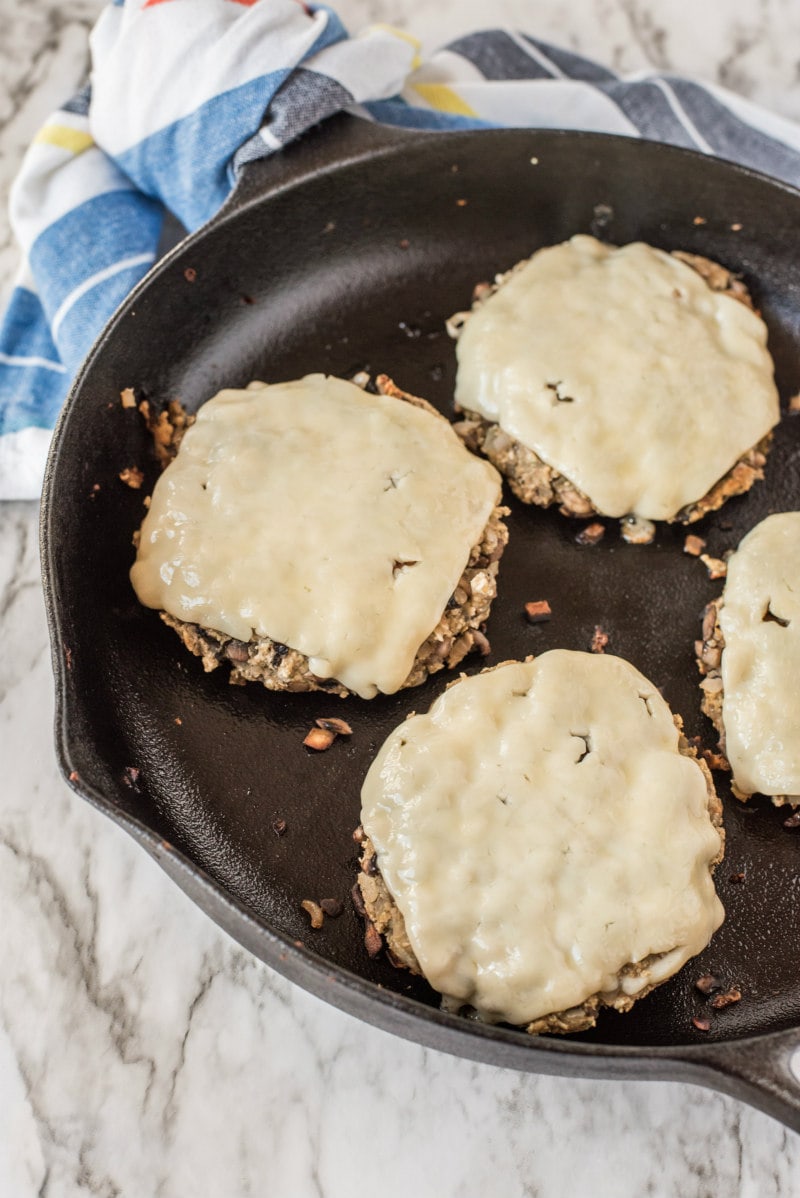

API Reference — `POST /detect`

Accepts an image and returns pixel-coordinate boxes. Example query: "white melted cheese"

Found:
[719,512,800,800]
[130,375,501,699]
[361,652,723,1026]
[455,235,779,521]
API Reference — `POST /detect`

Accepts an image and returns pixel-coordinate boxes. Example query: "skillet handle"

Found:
[223,111,428,216]
[688,1029,800,1132]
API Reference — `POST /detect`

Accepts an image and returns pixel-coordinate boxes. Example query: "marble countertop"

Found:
[2,2,800,1194]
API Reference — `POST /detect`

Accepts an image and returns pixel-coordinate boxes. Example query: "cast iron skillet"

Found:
[41,115,800,1129]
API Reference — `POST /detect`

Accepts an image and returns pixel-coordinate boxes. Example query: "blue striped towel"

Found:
[4,0,800,499]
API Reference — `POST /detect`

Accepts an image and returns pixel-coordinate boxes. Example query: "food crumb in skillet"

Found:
[590,625,609,654]
[701,749,730,772]
[696,973,723,996]
[692,1016,712,1032]
[301,899,325,929]
[789,394,800,414]
[783,811,800,830]
[316,717,353,736]
[575,522,606,547]
[320,898,343,918]
[137,396,195,469]
[700,553,728,580]
[272,818,287,837]
[693,216,707,226]
[524,600,552,624]
[621,515,656,546]
[118,466,144,489]
[120,387,137,409]
[303,727,336,752]
[684,534,707,557]
[350,881,366,917]
[364,920,383,958]
[710,986,742,1009]
[183,267,197,283]
[729,871,746,883]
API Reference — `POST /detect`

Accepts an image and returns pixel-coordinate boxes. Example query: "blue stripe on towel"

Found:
[0,288,69,435]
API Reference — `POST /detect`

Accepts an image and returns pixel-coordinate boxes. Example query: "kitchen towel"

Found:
[3,0,800,499]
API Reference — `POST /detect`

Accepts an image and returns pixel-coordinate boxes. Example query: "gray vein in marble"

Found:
[618,0,670,71]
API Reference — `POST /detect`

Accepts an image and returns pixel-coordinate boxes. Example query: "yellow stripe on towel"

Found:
[412,83,477,117]
[34,125,95,156]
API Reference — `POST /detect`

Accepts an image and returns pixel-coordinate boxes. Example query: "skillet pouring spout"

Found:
[41,117,800,1130]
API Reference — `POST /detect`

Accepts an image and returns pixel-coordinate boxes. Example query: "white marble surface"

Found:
[2,1,800,1194]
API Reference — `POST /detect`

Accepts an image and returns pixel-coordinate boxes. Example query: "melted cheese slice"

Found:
[130,375,501,699]
[719,512,800,800]
[455,235,779,521]
[362,652,723,1026]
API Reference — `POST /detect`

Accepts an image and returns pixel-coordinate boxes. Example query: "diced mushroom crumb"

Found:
[301,899,324,929]
[364,920,383,957]
[471,628,491,656]
[525,600,552,624]
[350,881,367,917]
[471,281,493,303]
[701,749,730,771]
[119,466,145,489]
[700,553,728,580]
[446,311,470,339]
[683,534,707,557]
[709,986,742,1009]
[120,387,137,409]
[361,851,379,877]
[303,727,336,751]
[695,973,722,996]
[692,1016,711,1032]
[620,515,656,545]
[575,522,605,546]
[316,717,353,736]
[591,625,609,654]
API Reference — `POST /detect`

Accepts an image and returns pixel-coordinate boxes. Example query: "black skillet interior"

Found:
[43,124,800,1060]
